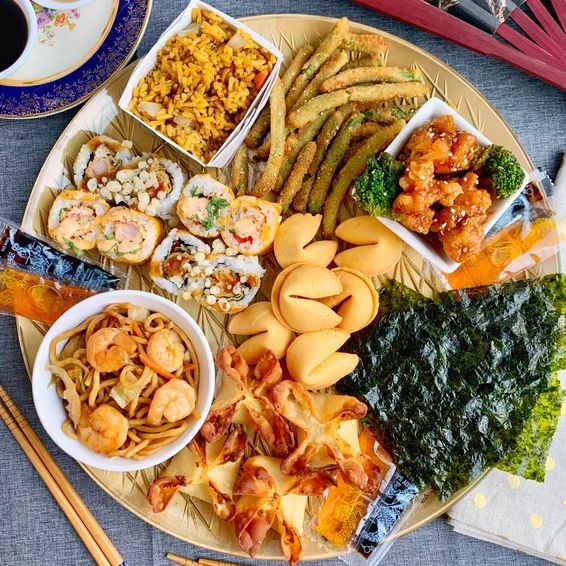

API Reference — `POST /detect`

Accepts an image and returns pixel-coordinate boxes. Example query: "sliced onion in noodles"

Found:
[110,367,153,409]
[127,304,150,323]
[48,364,81,428]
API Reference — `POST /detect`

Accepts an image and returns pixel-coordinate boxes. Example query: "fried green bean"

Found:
[342,33,387,56]
[282,44,316,92]
[322,119,405,236]
[320,67,423,92]
[351,122,381,141]
[278,142,317,212]
[288,82,430,128]
[252,78,286,197]
[291,49,350,111]
[285,17,350,110]
[362,105,417,122]
[273,109,332,193]
[245,45,315,149]
[231,144,249,196]
[342,56,384,71]
[255,135,271,160]
[308,112,364,214]
[292,104,354,212]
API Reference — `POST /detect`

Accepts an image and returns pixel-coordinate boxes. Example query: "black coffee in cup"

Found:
[0,0,29,72]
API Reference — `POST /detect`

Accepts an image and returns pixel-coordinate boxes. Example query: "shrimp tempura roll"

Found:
[96,207,162,264]
[74,135,135,190]
[193,251,264,314]
[177,174,234,238]
[221,196,282,255]
[150,229,211,295]
[48,189,110,252]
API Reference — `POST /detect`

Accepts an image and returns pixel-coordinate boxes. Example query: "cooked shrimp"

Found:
[77,403,129,454]
[147,379,196,426]
[86,328,137,373]
[146,328,186,373]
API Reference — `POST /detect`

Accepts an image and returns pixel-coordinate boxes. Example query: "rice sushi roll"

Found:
[96,207,163,264]
[150,229,211,295]
[47,189,110,253]
[193,251,265,314]
[177,174,234,238]
[97,156,185,220]
[221,196,282,255]
[74,135,135,190]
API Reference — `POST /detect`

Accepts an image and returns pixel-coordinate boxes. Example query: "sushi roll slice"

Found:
[194,251,265,314]
[99,156,185,220]
[177,174,234,238]
[96,207,163,265]
[221,196,282,255]
[74,135,135,190]
[47,189,110,253]
[150,229,211,295]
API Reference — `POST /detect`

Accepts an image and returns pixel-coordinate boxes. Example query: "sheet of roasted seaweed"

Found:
[340,275,566,500]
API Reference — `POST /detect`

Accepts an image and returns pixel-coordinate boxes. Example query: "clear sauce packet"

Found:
[0,218,126,324]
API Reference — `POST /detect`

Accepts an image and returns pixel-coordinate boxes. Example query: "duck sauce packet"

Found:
[312,427,423,565]
[0,218,126,324]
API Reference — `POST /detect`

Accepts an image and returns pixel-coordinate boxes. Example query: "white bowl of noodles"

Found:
[32,290,215,472]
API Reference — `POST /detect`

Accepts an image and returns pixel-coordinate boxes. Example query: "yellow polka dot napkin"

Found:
[447,373,566,565]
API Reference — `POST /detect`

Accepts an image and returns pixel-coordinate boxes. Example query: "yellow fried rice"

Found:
[130,9,276,162]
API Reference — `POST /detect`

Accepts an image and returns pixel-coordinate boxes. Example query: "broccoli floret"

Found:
[352,152,404,218]
[473,144,525,199]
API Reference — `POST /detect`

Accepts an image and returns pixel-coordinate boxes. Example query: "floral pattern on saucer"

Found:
[33,3,81,47]
[0,0,151,118]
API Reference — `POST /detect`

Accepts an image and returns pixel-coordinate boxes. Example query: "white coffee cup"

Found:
[0,0,38,80]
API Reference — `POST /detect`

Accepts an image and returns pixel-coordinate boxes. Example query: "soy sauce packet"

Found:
[0,218,126,324]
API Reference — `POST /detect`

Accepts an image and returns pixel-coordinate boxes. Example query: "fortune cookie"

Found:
[274,213,338,268]
[334,216,404,276]
[286,328,360,389]
[321,267,379,333]
[271,263,343,333]
[228,302,294,364]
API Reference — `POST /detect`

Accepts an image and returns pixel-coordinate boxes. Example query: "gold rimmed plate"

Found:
[16,13,556,561]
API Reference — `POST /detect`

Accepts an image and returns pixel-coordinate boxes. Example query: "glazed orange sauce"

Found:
[0,267,96,324]
[316,428,393,547]
[446,217,565,289]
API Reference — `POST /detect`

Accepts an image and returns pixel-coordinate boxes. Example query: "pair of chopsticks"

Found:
[0,385,126,566]
[167,554,240,566]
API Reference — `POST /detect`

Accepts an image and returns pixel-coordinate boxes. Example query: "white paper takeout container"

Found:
[118,0,283,168]
[377,97,529,273]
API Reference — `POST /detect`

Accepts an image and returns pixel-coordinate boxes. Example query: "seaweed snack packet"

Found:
[0,218,126,324]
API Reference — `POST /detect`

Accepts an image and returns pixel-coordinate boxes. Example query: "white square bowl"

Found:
[118,0,282,168]
[377,97,529,273]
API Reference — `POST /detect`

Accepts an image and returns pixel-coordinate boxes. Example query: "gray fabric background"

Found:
[0,1,565,565]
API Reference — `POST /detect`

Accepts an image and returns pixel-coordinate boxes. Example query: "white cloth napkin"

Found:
[447,155,566,564]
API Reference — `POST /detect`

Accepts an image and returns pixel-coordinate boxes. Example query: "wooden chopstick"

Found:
[166,553,241,566]
[0,385,125,566]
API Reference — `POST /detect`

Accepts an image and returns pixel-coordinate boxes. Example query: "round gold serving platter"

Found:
[16,14,551,561]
